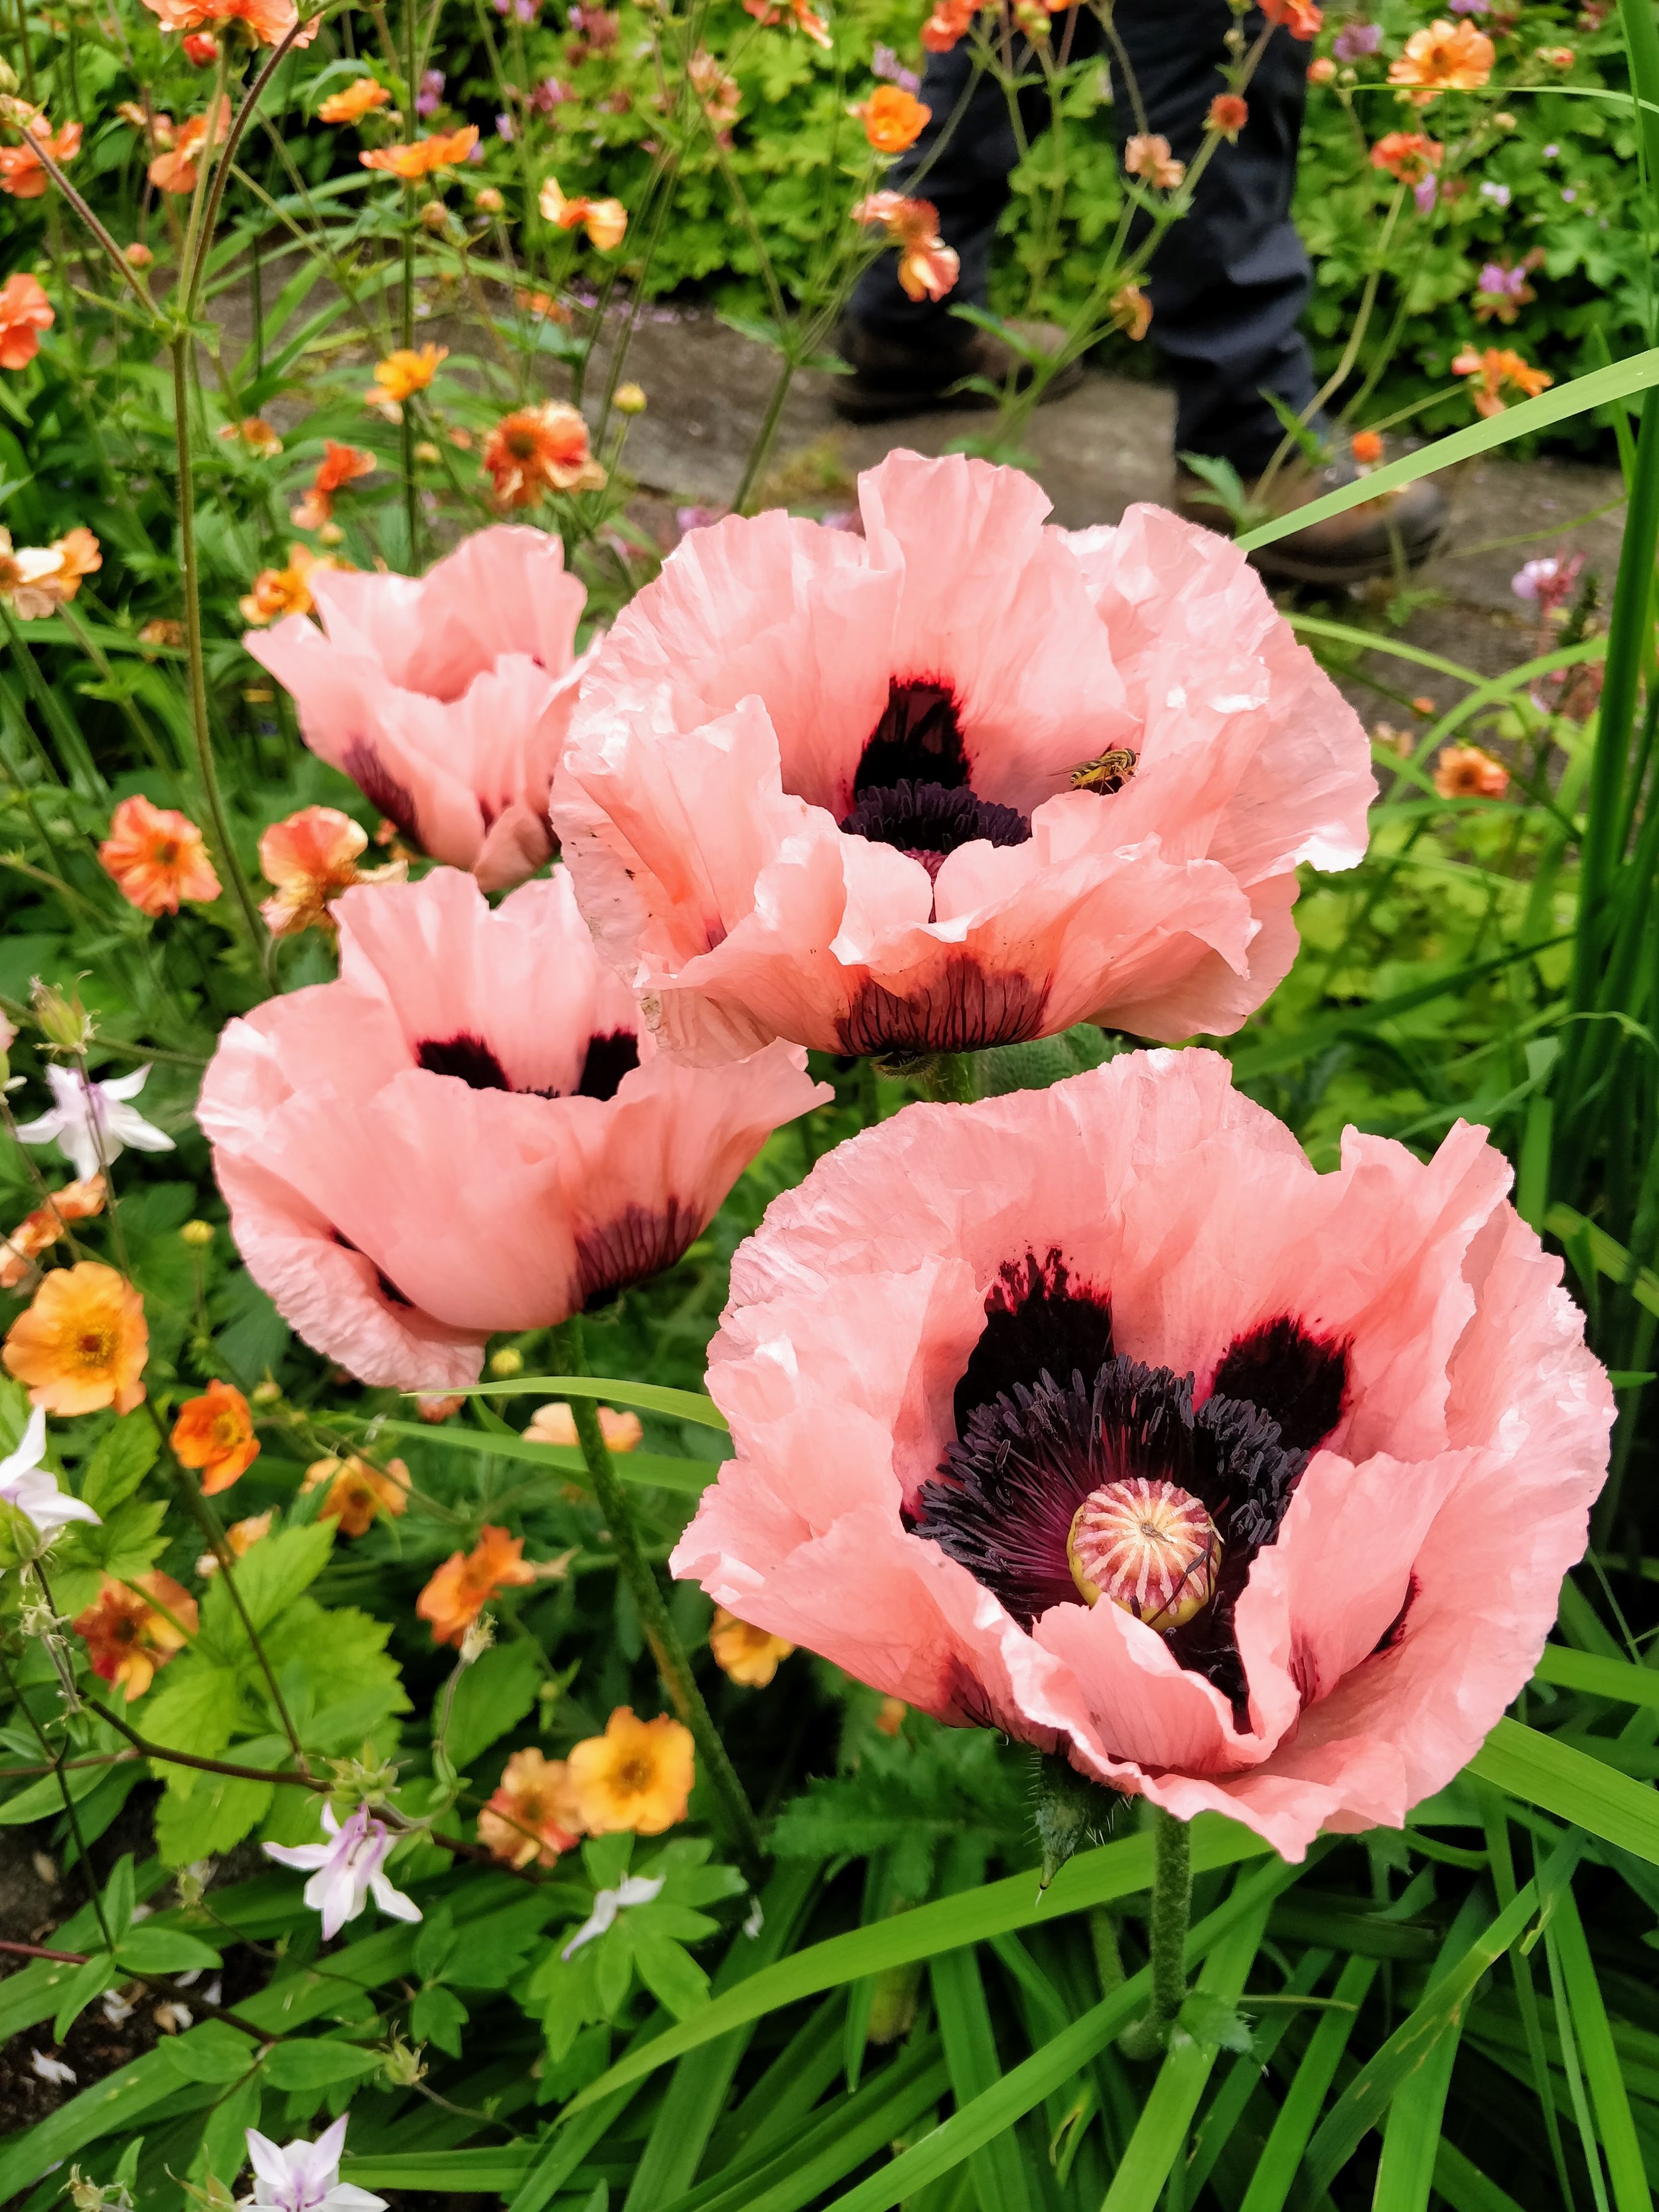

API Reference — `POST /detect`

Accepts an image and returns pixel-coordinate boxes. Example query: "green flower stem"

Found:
[1119,1806,1192,2059]
[550,1316,766,1885]
[920,1052,981,1105]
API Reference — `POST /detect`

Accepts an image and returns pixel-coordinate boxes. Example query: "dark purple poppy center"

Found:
[840,678,1031,877]
[912,1252,1348,1722]
[415,1028,640,1101]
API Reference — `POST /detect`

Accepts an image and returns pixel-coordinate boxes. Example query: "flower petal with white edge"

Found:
[14,1063,174,1183]
[0,1406,100,1539]
[561,1872,665,1958]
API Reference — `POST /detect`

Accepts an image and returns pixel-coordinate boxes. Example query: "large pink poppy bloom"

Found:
[196,867,826,1391]
[244,526,594,891]
[553,451,1372,1064]
[673,1051,1611,1859]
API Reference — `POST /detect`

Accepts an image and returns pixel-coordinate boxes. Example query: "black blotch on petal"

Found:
[1372,1574,1419,1655]
[835,956,1048,1057]
[1209,1315,1348,1455]
[954,1250,1113,1434]
[417,1033,512,1091]
[332,1228,414,1310]
[577,1029,640,1101]
[576,1197,699,1307]
[839,779,1031,876]
[341,739,423,848]
[853,678,970,797]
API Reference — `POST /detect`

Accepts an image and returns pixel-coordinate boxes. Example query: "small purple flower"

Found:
[415,66,444,116]
[1561,186,1577,202]
[242,2116,383,2212]
[530,74,569,110]
[1542,141,1559,156]
[1414,174,1439,212]
[1512,557,1560,602]
[264,1804,421,1941]
[1332,20,1382,58]
[676,504,723,538]
[1479,261,1528,298]
[1448,0,1489,14]
[1479,180,1511,207]
[495,111,516,139]
[871,42,922,92]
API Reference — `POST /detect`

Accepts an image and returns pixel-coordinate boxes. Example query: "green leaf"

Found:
[442,1638,543,1771]
[1535,1643,1659,1707]
[410,1982,469,2057]
[141,1659,240,1794]
[54,1953,118,2044]
[1543,1205,1659,1322]
[1471,1717,1659,1864]
[457,1375,731,1430]
[260,2038,382,2090]
[115,1925,222,1974]
[930,1907,1035,2212]
[1550,1884,1654,2212]
[78,1414,159,1514]
[159,2018,261,2084]
[370,1418,716,1497]
[1235,1953,1378,2212]
[632,1931,713,2020]
[200,1522,335,1645]
[153,1773,273,1866]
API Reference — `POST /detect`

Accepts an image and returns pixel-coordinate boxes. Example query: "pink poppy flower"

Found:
[672,1050,1611,1860]
[553,451,1371,1065]
[196,867,827,1391]
[244,525,595,891]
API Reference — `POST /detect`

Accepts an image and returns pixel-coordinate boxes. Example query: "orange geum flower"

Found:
[0,115,82,200]
[481,402,605,507]
[1110,282,1152,341]
[709,1607,794,1688]
[302,1452,410,1536]
[538,175,628,250]
[1206,93,1249,139]
[74,1571,196,1700]
[1261,0,1322,35]
[417,1523,538,1645]
[851,84,930,152]
[1434,743,1510,799]
[4,1262,148,1416]
[524,1400,644,1451]
[364,343,447,414]
[148,103,230,194]
[1536,44,1575,66]
[478,1747,585,1868]
[1350,428,1385,467]
[0,1177,106,1291]
[688,50,741,134]
[50,527,101,603]
[0,530,66,621]
[219,415,284,457]
[171,1378,260,1495]
[851,192,959,303]
[142,0,315,46]
[291,439,376,531]
[196,1509,273,1576]
[1451,344,1551,419]
[1370,129,1444,182]
[568,1706,694,1834]
[240,544,338,625]
[258,804,370,936]
[318,76,391,123]
[922,0,978,48]
[0,272,53,371]
[1124,132,1185,189]
[360,126,480,178]
[1388,19,1494,101]
[514,287,573,323]
[99,794,222,917]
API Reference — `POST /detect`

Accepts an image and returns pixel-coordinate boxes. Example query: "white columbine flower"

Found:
[0,1406,100,1542]
[263,1804,421,1941]
[237,2116,386,2212]
[561,1874,664,1960]
[14,1064,174,1183]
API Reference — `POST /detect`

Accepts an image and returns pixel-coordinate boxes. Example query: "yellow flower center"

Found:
[617,1757,654,1795]
[75,1326,115,1372]
[1066,1477,1221,1632]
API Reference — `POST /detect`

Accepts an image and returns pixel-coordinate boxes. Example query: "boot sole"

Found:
[1248,520,1446,587]
[831,356,1087,425]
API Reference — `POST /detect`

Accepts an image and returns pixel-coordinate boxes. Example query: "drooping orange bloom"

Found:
[0,1177,106,1291]
[851,193,959,303]
[851,85,930,153]
[538,175,628,250]
[568,1707,694,1834]
[99,794,222,917]
[0,272,54,371]
[1388,19,1494,100]
[1434,743,1510,799]
[1124,132,1185,189]
[921,0,979,49]
[364,343,447,411]
[0,116,82,201]
[514,287,573,323]
[258,805,368,936]
[417,1524,538,1645]
[1206,93,1249,139]
[478,1747,585,1868]
[1111,282,1152,340]
[3,1262,149,1414]
[687,50,741,135]
[0,528,66,620]
[74,1572,197,1700]
[1369,129,1445,182]
[198,1509,273,1575]
[1260,0,1322,37]
[524,1400,644,1452]
[709,1607,795,1688]
[302,1453,410,1536]
[51,528,101,602]
[1536,44,1575,67]
[318,76,391,123]
[741,0,831,47]
[141,0,315,46]
[148,102,231,194]
[182,29,219,60]
[1451,344,1552,419]
[240,544,339,625]
[171,1378,261,1495]
[1350,429,1385,467]
[291,440,376,531]
[480,402,606,507]
[359,126,480,179]
[219,415,285,457]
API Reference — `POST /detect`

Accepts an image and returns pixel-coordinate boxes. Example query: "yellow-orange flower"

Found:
[240,543,330,625]
[360,126,479,178]
[74,1572,196,1700]
[219,415,285,457]
[51,527,101,602]
[4,1262,148,1415]
[851,193,958,303]
[0,1176,106,1291]
[303,1453,409,1536]
[99,794,222,917]
[538,175,628,250]
[567,1706,694,1834]
[1369,129,1443,182]
[481,402,605,507]
[524,1401,643,1451]
[365,343,447,412]
[171,1378,260,1495]
[1125,132,1185,189]
[921,0,978,50]
[1261,0,1322,36]
[198,1510,272,1574]
[1434,743,1509,798]
[709,1608,794,1688]
[875,1695,906,1735]
[142,0,316,48]
[258,804,369,936]
[851,85,930,153]
[291,439,376,530]
[319,76,390,123]
[147,102,231,194]
[0,271,53,371]
[0,115,82,201]
[1110,283,1151,341]
[478,1747,585,1868]
[1451,344,1551,419]
[514,287,573,323]
[1536,44,1575,66]
[417,1524,537,1645]
[1388,19,1494,101]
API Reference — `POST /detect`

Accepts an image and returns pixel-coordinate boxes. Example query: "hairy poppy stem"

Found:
[549,1317,767,1886]
[1119,1806,1191,2058]
[920,1052,981,1106]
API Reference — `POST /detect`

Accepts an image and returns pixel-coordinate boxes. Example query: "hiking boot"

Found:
[831,315,1086,424]
[1173,455,1447,586]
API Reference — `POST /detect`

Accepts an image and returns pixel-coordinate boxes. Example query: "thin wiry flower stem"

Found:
[550,1316,766,1885]
[1119,1806,1192,2057]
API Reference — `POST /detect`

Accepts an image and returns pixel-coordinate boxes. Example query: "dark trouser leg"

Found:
[1113,1,1319,473]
